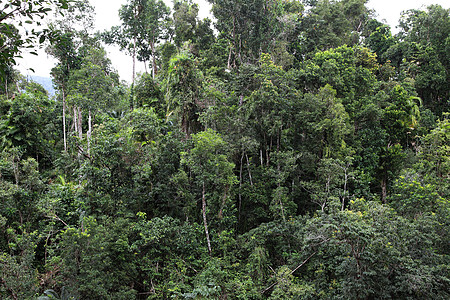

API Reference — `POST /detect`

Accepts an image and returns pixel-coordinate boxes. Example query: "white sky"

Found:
[16,0,450,82]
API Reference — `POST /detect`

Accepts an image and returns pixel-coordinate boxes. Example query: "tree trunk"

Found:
[77,106,82,158]
[130,35,136,111]
[246,152,254,186]
[202,182,212,255]
[227,42,233,70]
[260,149,263,167]
[151,39,157,79]
[278,188,286,222]
[228,15,236,69]
[77,106,82,140]
[87,109,92,154]
[73,106,78,136]
[341,164,348,211]
[238,151,244,223]
[381,177,387,204]
[62,89,67,152]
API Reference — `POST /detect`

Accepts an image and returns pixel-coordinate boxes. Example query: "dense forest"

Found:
[1,0,449,299]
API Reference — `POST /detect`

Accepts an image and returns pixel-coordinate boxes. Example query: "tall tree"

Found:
[180,129,237,255]
[103,0,170,83]
[166,51,203,137]
[47,0,95,152]
[394,5,450,114]
[173,0,199,47]
[297,0,372,58]
[207,0,285,68]
[67,47,121,154]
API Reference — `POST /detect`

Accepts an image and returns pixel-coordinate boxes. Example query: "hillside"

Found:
[0,1,449,299]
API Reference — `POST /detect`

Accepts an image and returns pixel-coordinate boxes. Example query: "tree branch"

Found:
[261,251,317,294]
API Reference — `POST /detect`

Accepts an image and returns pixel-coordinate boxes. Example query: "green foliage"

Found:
[166,51,204,136]
[173,0,199,47]
[1,1,450,299]
[180,129,238,227]
[297,0,371,59]
[103,0,170,62]
[0,0,69,80]
[37,287,76,300]
[365,21,395,63]
[134,73,163,112]
[0,230,40,299]
[420,115,450,179]
[390,5,450,114]
[302,198,449,299]
[0,91,59,168]
[54,217,138,299]
[389,171,446,218]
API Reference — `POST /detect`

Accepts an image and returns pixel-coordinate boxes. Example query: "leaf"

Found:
[39,35,46,43]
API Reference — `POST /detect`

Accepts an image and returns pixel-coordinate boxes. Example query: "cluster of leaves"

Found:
[0,0,449,299]
[0,0,69,79]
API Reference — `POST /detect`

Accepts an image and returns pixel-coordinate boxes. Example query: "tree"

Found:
[0,0,69,81]
[102,0,170,83]
[302,157,354,211]
[134,72,164,113]
[136,0,170,78]
[365,20,395,63]
[207,0,286,68]
[180,129,237,254]
[302,198,449,299]
[66,47,120,154]
[297,0,372,58]
[166,51,203,137]
[47,0,96,152]
[0,89,58,168]
[173,0,199,47]
[422,116,450,177]
[388,5,450,114]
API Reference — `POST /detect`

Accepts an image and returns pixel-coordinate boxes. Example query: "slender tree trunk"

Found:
[239,152,244,223]
[267,136,272,166]
[260,149,263,167]
[151,39,157,79]
[87,109,92,154]
[73,106,78,136]
[132,38,136,84]
[62,89,67,152]
[77,106,82,140]
[77,106,82,157]
[279,195,286,222]
[341,165,348,211]
[228,15,236,69]
[130,35,136,111]
[381,177,387,204]
[144,60,148,74]
[227,42,233,70]
[246,152,254,186]
[202,182,212,255]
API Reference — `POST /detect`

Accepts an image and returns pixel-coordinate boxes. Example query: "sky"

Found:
[16,0,450,82]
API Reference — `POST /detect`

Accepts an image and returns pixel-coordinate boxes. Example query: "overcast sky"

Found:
[17,0,450,82]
